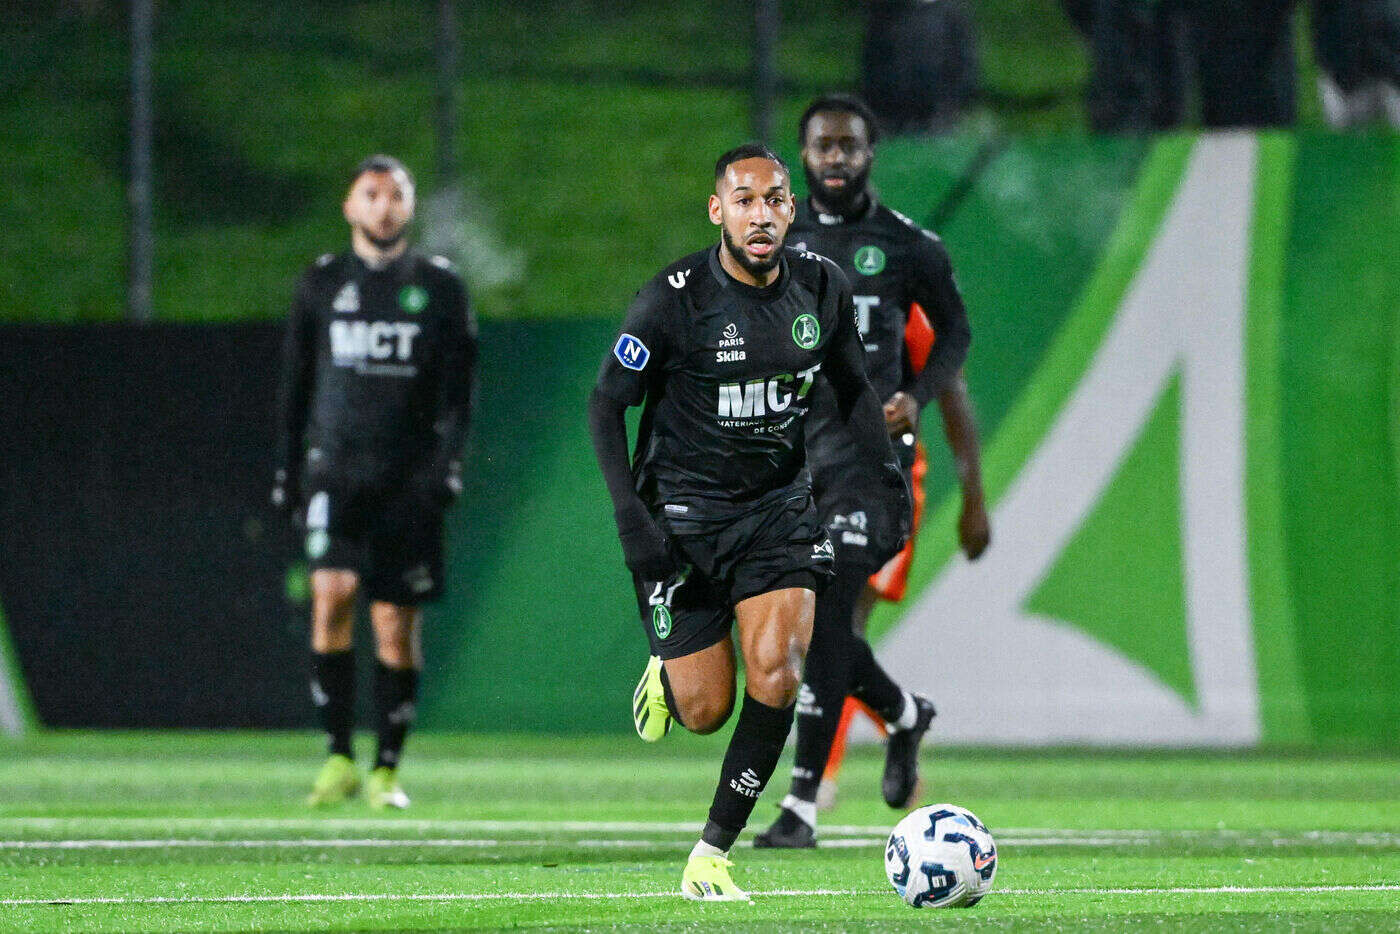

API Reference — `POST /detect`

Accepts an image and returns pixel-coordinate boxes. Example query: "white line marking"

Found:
[10,835,1371,851]
[5,818,1397,844]
[4,884,1398,907]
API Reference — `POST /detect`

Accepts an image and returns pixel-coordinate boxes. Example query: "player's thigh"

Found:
[369,601,423,668]
[661,635,737,732]
[734,587,815,704]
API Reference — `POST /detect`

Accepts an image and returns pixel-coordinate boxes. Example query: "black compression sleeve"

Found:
[587,388,642,517]
[273,279,316,481]
[902,237,971,406]
[423,277,479,486]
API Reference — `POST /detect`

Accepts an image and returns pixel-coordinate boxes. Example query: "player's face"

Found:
[708,157,795,279]
[343,169,415,249]
[801,111,873,214]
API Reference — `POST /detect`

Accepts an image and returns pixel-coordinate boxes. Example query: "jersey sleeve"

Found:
[593,275,676,407]
[273,271,318,480]
[903,233,972,406]
[819,261,898,467]
[424,272,478,482]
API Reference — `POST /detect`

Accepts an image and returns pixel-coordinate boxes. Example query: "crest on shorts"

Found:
[792,313,820,350]
[305,530,329,560]
[854,245,886,275]
[652,605,673,639]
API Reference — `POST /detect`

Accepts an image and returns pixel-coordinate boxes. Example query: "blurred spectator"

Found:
[1062,0,1192,130]
[1310,0,1400,126]
[1065,0,1300,130]
[1191,0,1298,127]
[860,0,980,133]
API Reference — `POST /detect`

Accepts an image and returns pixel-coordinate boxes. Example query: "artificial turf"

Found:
[1,732,1397,931]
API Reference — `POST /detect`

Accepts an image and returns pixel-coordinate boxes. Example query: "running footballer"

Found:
[589,144,910,901]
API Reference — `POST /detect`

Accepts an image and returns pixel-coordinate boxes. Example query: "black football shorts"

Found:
[633,485,835,660]
[302,483,445,605]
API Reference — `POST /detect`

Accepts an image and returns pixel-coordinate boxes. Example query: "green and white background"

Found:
[423,130,1399,748]
[0,131,1394,747]
[870,131,1400,748]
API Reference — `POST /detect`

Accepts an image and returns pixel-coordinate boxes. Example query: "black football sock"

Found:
[311,649,355,759]
[373,661,420,770]
[849,636,907,724]
[701,692,796,852]
[790,569,864,803]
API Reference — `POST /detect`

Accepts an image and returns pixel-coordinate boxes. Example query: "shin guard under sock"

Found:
[849,636,906,724]
[373,662,419,769]
[311,649,355,758]
[790,568,864,801]
[701,692,796,852]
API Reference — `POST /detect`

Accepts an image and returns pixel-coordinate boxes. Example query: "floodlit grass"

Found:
[1,732,1396,930]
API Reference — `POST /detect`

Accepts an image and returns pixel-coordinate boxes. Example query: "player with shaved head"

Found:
[589,143,910,901]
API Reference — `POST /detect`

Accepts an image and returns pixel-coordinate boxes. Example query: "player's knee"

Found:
[374,630,413,668]
[748,662,804,708]
[674,685,735,735]
[745,634,809,707]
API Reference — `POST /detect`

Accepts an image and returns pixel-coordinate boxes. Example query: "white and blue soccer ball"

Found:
[884,803,997,908]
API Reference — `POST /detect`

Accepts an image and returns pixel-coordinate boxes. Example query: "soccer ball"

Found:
[884,803,997,908]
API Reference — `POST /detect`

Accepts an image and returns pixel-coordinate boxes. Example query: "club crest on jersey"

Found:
[332,282,360,313]
[614,333,650,371]
[854,245,886,275]
[792,313,821,350]
[398,284,429,313]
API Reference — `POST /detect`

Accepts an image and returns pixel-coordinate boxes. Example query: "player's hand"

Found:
[879,460,914,547]
[615,503,677,581]
[959,493,990,560]
[408,462,462,510]
[884,391,919,436]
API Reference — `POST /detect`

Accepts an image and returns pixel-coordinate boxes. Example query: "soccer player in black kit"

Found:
[273,155,477,809]
[754,95,989,849]
[589,144,909,901]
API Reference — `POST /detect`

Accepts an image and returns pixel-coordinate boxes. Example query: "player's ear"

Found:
[708,193,722,226]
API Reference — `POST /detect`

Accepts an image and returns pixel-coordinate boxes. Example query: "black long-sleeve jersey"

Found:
[789,197,971,478]
[593,245,887,517]
[274,249,478,491]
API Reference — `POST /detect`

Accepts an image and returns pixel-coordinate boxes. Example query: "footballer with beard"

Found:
[755,95,988,849]
[273,155,478,810]
[589,143,910,900]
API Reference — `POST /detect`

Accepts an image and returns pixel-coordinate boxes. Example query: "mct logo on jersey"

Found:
[614,333,650,371]
[717,365,820,418]
[329,320,421,363]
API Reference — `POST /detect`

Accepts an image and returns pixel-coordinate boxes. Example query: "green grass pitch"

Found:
[2,732,1397,931]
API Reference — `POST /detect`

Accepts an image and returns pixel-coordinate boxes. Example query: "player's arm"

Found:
[936,374,990,559]
[889,234,972,431]
[820,265,913,543]
[271,275,316,514]
[415,274,479,506]
[587,279,677,581]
